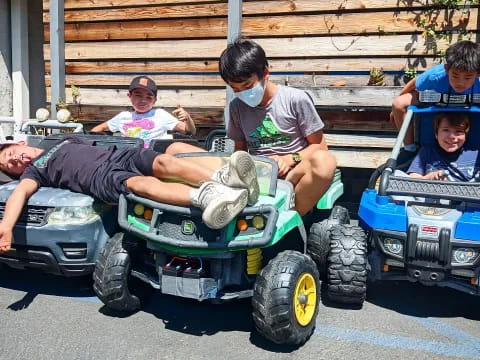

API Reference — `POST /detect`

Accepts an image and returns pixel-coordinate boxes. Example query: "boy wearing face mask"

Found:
[220,39,336,216]
[167,39,336,216]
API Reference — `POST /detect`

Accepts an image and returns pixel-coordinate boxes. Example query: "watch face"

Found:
[292,153,301,163]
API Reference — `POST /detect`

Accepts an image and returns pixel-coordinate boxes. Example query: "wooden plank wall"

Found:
[41,0,479,167]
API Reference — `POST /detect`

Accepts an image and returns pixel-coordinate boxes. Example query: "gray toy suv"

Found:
[0,133,143,276]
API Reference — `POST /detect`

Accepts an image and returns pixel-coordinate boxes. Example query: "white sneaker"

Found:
[212,151,259,205]
[191,181,248,229]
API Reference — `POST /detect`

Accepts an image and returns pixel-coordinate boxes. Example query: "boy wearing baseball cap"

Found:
[91,76,196,147]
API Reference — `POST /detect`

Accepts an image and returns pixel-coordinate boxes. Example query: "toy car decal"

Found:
[412,205,451,217]
[181,220,195,235]
[420,225,439,237]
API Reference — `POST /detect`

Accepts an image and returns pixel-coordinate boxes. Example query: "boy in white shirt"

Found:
[91,76,196,147]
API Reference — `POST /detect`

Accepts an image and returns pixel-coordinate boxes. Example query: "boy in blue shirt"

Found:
[391,40,480,152]
[407,112,479,181]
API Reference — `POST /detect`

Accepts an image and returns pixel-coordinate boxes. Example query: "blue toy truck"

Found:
[321,90,480,305]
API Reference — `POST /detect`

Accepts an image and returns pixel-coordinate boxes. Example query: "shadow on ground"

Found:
[0,265,95,312]
[365,280,480,320]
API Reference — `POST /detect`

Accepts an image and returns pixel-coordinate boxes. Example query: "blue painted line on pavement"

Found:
[66,295,101,303]
[314,324,480,359]
[408,316,480,350]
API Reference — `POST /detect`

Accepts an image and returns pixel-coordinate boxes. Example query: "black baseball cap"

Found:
[128,76,157,97]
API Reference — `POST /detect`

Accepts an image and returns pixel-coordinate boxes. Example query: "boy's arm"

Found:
[90,121,110,133]
[0,179,39,252]
[409,170,445,180]
[399,78,417,96]
[172,106,197,135]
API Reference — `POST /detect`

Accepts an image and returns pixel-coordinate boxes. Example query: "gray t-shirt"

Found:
[227,85,324,156]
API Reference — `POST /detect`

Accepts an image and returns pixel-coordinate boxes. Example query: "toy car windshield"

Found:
[418,90,480,107]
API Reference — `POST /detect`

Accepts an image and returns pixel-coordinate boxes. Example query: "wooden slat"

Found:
[47,86,401,108]
[44,34,466,60]
[303,86,401,107]
[46,3,229,22]
[43,1,479,23]
[321,110,395,132]
[47,74,225,87]
[44,11,476,41]
[46,74,410,88]
[325,133,395,148]
[47,88,227,108]
[69,105,224,125]
[67,105,394,132]
[242,11,476,37]
[43,0,222,10]
[43,0,475,11]
[330,148,390,168]
[51,61,219,74]
[46,57,439,75]
[45,18,228,41]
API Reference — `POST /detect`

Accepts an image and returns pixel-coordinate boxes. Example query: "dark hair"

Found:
[219,39,269,83]
[433,112,471,134]
[445,40,480,73]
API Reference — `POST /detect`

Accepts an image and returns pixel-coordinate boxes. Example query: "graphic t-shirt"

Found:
[416,64,480,94]
[227,85,324,156]
[107,108,179,148]
[407,144,480,181]
[20,137,118,195]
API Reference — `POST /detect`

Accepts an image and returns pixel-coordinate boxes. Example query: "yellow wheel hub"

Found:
[293,272,317,326]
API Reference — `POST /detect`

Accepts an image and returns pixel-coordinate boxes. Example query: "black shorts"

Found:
[91,148,158,204]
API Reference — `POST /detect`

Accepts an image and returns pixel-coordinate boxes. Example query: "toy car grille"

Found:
[0,204,49,226]
[415,240,439,261]
[155,214,219,242]
[385,176,480,202]
[210,137,235,153]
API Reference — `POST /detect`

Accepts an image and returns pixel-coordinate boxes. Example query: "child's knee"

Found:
[153,153,175,173]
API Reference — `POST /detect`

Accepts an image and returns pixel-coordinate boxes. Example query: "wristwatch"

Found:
[291,152,302,166]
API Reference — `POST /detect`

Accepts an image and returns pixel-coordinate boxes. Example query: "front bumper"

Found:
[0,211,116,277]
[369,229,480,296]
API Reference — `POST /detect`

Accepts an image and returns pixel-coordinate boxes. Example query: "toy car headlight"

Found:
[383,237,403,255]
[47,206,100,225]
[452,248,477,264]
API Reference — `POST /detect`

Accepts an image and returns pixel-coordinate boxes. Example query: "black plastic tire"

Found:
[252,250,320,345]
[93,233,152,312]
[307,205,350,274]
[327,224,367,305]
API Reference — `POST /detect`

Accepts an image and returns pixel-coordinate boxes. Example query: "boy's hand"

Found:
[172,105,190,122]
[425,170,447,181]
[0,225,13,253]
[270,155,294,177]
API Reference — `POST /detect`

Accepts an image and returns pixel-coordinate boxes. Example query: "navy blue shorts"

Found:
[91,148,159,204]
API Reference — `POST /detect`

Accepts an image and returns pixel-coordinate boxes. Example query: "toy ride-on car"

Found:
[93,149,344,345]
[0,123,143,277]
[318,90,480,306]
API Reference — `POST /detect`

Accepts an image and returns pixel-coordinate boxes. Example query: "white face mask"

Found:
[235,80,266,107]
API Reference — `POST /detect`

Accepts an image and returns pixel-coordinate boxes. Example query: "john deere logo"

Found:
[181,220,195,235]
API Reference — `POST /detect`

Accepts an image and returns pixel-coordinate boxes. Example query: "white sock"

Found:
[404,144,417,152]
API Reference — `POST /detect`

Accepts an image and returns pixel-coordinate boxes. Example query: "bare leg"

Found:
[151,153,213,186]
[286,149,336,216]
[126,176,192,205]
[165,142,226,171]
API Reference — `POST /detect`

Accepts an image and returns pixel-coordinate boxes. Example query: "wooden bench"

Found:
[66,86,400,169]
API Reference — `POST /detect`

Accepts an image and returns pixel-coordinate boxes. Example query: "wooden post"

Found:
[11,0,29,134]
[224,0,242,126]
[49,0,65,121]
